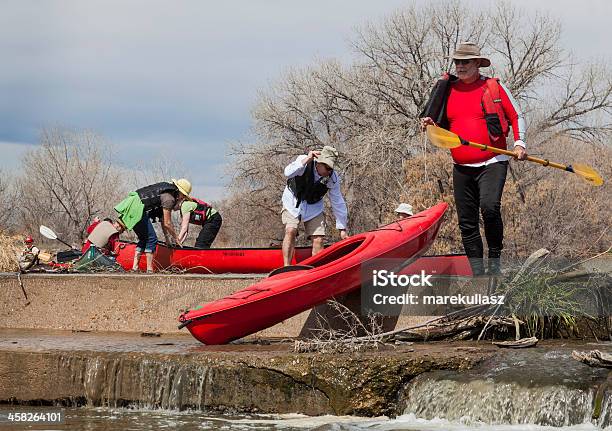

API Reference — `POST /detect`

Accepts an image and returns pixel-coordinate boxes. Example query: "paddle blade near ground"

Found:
[39,225,58,240]
[426,125,462,149]
[572,163,604,186]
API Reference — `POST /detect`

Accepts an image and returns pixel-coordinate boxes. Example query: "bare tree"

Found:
[225,0,611,255]
[0,169,15,230]
[18,127,127,245]
[124,153,191,192]
[352,2,490,131]
[402,137,612,258]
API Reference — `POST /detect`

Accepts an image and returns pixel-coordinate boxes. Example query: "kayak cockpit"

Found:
[301,236,367,268]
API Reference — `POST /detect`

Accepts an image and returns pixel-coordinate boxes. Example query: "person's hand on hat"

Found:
[339,229,348,240]
[304,150,321,165]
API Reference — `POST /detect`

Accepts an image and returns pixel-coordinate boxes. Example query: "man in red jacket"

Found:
[422,42,527,275]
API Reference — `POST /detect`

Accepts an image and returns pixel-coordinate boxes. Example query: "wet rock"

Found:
[0,337,490,416]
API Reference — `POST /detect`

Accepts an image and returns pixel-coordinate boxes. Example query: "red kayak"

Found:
[113,241,312,274]
[179,203,448,345]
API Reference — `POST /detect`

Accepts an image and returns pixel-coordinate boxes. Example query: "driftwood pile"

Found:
[295,248,611,353]
[294,300,385,353]
[572,350,612,368]
[493,337,539,348]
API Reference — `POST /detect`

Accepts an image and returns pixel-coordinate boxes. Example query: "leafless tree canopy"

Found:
[3,1,609,255]
[225,0,611,255]
[0,170,15,230]
[19,128,127,245]
[123,154,191,193]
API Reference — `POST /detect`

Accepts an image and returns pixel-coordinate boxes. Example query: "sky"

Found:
[0,0,610,200]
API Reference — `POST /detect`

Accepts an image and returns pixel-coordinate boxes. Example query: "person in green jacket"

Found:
[114,178,192,272]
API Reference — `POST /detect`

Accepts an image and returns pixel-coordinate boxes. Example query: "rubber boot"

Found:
[469,257,486,277]
[463,241,485,277]
[485,254,502,295]
[487,258,502,275]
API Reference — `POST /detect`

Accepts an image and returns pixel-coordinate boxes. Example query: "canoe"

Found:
[179,202,448,345]
[113,241,313,274]
[114,239,471,276]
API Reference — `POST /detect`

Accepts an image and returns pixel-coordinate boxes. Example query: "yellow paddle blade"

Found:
[425,125,604,186]
[572,163,604,186]
[426,125,462,149]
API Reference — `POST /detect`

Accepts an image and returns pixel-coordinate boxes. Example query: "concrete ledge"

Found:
[0,273,307,336]
[0,330,491,416]
[0,273,431,338]
[0,272,266,279]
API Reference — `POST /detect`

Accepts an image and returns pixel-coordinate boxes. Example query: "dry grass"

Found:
[219,1,611,255]
[0,232,22,272]
[402,137,612,258]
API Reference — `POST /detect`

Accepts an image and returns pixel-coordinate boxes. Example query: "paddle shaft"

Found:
[56,238,74,248]
[47,235,73,248]
[459,139,573,172]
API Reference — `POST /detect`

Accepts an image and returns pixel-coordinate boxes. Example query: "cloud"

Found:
[0,141,35,172]
[0,0,415,195]
[0,0,609,197]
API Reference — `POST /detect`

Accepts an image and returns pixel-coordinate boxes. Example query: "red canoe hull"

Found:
[114,240,471,276]
[113,242,313,274]
[180,203,449,345]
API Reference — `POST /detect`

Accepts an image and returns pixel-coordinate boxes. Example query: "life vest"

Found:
[18,246,39,271]
[481,78,510,145]
[183,198,216,226]
[424,74,512,164]
[422,74,510,148]
[287,160,330,207]
[449,77,510,164]
[420,72,456,128]
[87,221,119,249]
[136,181,179,221]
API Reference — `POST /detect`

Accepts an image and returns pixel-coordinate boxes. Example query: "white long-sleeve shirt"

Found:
[282,155,348,230]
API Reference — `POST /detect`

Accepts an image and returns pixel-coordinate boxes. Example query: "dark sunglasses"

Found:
[453,59,472,65]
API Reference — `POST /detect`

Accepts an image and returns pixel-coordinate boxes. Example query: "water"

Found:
[400,347,611,429]
[0,328,286,354]
[1,329,610,430]
[0,407,608,431]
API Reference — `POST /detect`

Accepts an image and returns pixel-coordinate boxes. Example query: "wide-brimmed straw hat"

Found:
[317,146,339,170]
[452,41,490,67]
[115,219,127,231]
[394,203,414,216]
[172,178,192,197]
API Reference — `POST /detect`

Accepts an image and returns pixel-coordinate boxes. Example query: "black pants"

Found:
[195,213,222,249]
[453,161,508,264]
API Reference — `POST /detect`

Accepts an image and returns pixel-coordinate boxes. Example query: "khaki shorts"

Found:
[281,209,326,238]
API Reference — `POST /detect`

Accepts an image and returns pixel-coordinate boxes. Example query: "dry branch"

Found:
[222,1,611,253]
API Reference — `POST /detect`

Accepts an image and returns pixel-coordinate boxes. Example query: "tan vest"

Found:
[88,221,119,248]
